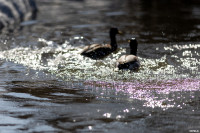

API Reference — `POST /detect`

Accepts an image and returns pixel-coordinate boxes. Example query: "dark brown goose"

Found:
[117,38,140,70]
[80,28,121,59]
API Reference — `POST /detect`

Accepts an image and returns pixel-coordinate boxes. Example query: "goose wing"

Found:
[81,44,111,53]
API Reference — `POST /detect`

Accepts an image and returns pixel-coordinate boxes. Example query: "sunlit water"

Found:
[0,0,200,133]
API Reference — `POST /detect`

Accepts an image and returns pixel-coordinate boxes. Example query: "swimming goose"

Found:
[117,38,140,70]
[80,28,121,59]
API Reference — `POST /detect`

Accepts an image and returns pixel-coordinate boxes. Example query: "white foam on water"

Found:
[0,38,199,82]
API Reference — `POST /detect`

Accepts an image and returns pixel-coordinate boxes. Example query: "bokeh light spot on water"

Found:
[103,113,112,118]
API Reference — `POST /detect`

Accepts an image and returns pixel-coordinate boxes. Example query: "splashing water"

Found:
[0,37,199,83]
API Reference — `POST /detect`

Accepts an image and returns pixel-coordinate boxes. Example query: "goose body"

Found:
[81,28,121,59]
[117,38,140,70]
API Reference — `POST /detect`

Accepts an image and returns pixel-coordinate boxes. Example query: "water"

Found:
[0,0,200,132]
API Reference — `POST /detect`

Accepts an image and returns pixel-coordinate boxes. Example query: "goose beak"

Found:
[118,30,123,34]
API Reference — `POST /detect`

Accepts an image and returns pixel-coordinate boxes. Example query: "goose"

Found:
[117,38,140,70]
[80,28,121,59]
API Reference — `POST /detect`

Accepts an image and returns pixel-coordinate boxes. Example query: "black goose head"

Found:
[129,38,138,56]
[109,28,121,36]
[109,28,121,50]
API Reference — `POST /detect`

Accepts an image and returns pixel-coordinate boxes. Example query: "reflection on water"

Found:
[0,0,200,132]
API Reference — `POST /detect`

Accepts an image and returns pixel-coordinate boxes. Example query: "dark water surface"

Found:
[0,0,200,132]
